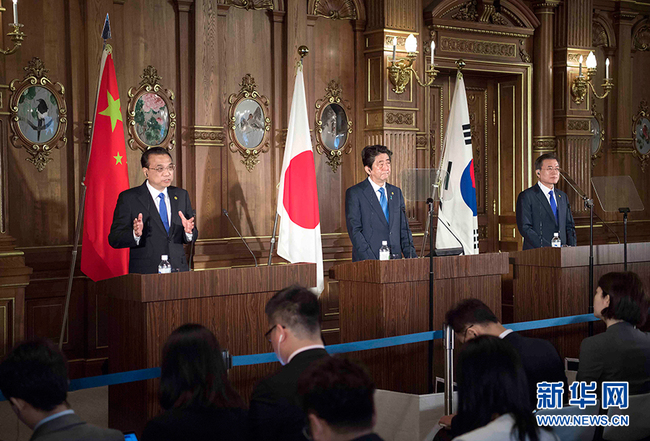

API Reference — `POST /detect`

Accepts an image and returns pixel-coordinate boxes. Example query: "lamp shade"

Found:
[405,34,417,52]
[586,51,597,69]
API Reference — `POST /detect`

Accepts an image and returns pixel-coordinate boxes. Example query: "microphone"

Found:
[223,209,258,267]
[188,209,196,271]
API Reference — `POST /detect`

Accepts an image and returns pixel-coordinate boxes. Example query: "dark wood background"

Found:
[0,0,649,381]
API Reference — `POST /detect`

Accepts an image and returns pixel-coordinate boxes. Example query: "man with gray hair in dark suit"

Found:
[0,339,123,441]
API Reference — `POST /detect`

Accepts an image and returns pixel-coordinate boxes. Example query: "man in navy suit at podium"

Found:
[516,153,576,250]
[345,145,416,261]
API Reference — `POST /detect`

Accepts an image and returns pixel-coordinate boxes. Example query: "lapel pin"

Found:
[174,196,178,200]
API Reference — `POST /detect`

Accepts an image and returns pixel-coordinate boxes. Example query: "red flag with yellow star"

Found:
[81,46,130,281]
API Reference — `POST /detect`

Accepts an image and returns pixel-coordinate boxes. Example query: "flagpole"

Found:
[59,16,112,349]
[268,46,309,266]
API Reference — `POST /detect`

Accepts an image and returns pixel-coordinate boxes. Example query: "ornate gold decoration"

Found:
[633,22,650,51]
[314,80,353,173]
[429,24,530,39]
[478,225,488,240]
[439,37,516,57]
[452,0,478,21]
[387,36,439,94]
[313,0,357,20]
[532,136,556,152]
[126,65,177,152]
[190,126,226,147]
[386,112,413,125]
[226,0,273,10]
[570,57,614,105]
[9,58,67,172]
[632,100,650,172]
[0,22,25,56]
[590,103,604,168]
[227,74,271,172]
[519,40,531,63]
[567,120,591,131]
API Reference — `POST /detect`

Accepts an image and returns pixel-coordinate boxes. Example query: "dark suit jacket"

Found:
[516,184,576,250]
[142,407,249,441]
[345,179,416,262]
[249,348,329,441]
[577,321,650,395]
[503,332,568,405]
[448,332,567,439]
[108,181,197,274]
[31,413,123,441]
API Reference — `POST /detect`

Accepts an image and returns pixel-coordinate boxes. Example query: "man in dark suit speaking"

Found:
[109,147,197,273]
[516,153,576,250]
[345,145,415,261]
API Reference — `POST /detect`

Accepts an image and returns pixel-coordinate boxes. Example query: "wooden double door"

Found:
[427,69,529,253]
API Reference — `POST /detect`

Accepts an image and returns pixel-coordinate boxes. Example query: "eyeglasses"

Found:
[462,325,474,342]
[264,324,284,342]
[302,425,313,441]
[147,164,176,173]
[542,166,560,172]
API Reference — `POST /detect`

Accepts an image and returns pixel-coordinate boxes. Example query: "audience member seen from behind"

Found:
[249,284,329,441]
[453,335,558,441]
[141,324,248,441]
[0,339,123,441]
[577,271,650,395]
[298,356,384,441]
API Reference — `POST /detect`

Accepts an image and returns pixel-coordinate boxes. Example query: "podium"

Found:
[509,243,650,359]
[330,254,509,394]
[97,263,316,435]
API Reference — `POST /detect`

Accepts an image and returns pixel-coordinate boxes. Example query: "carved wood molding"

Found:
[439,36,517,58]
[189,126,226,147]
[386,112,413,125]
[567,119,591,132]
[225,0,273,11]
[312,0,358,20]
[590,103,604,169]
[532,136,556,152]
[632,100,650,172]
[633,20,650,51]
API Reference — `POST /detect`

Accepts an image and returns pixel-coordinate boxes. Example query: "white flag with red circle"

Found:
[276,64,324,294]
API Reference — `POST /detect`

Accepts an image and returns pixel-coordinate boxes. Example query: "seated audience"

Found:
[298,356,383,441]
[577,271,650,395]
[0,339,123,441]
[141,324,248,441]
[453,335,558,441]
[445,299,567,405]
[435,299,566,440]
[249,285,329,441]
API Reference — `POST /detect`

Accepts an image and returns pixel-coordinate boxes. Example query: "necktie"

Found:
[158,193,170,234]
[378,187,389,223]
[549,190,559,224]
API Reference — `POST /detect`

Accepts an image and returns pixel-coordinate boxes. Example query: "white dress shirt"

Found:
[367,177,387,204]
[537,181,557,209]
[134,181,193,244]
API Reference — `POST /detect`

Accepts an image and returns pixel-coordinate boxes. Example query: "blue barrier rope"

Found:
[0,314,599,401]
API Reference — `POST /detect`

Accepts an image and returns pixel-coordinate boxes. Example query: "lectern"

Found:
[330,253,509,394]
[509,243,650,359]
[97,263,316,435]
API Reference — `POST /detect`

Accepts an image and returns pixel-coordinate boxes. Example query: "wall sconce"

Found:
[387,34,438,94]
[570,51,614,105]
[0,0,25,56]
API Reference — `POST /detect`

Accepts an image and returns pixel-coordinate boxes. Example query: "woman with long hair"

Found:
[452,335,557,441]
[577,271,650,395]
[142,324,248,441]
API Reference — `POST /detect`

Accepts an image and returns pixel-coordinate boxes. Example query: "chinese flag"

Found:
[81,46,130,281]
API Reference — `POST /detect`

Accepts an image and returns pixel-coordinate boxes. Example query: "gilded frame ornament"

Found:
[314,80,353,172]
[127,65,176,152]
[9,58,67,172]
[590,103,604,168]
[632,100,650,172]
[228,74,271,172]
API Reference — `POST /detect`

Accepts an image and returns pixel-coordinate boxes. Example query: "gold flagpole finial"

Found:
[298,46,309,59]
[455,59,466,79]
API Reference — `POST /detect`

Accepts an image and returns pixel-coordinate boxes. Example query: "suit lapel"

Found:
[534,185,557,225]
[169,187,180,235]
[386,183,399,228]
[360,180,389,228]
[138,181,168,235]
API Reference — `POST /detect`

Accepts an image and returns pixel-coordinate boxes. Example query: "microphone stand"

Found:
[559,171,594,337]
[223,209,258,267]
